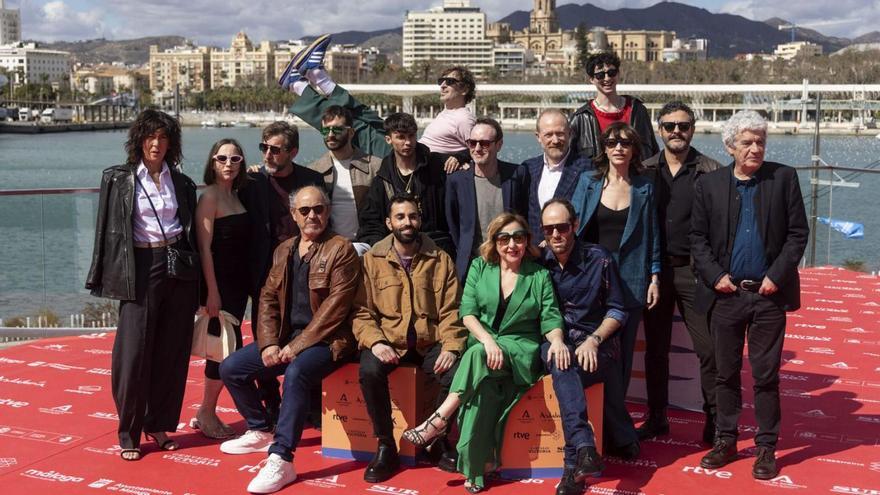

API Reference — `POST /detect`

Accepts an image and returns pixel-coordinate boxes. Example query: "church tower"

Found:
[530,0,559,34]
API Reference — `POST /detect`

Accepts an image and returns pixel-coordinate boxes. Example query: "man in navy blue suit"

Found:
[523,109,593,243]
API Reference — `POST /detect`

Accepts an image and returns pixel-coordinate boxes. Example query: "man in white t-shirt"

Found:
[306,105,382,255]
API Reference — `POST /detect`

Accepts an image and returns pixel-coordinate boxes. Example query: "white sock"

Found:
[308,68,337,95]
[291,79,309,96]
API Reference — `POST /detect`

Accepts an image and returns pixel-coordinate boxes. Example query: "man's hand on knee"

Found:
[371,342,399,364]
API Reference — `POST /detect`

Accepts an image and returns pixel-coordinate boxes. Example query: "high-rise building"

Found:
[0,42,70,85]
[0,0,21,45]
[402,0,493,76]
[210,31,275,89]
[149,42,211,93]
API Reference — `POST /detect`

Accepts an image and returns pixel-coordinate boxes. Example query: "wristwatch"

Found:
[589,334,603,345]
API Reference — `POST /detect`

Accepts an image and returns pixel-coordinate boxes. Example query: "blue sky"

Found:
[6,0,877,45]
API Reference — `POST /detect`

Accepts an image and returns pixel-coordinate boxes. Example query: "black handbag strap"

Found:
[134,174,169,243]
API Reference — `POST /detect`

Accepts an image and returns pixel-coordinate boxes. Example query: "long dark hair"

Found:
[203,138,248,190]
[124,109,183,167]
[593,122,643,180]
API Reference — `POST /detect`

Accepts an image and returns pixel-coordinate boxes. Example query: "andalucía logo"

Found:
[39,404,73,415]
[304,474,347,489]
[795,409,836,420]
[757,475,807,490]
[823,362,858,370]
[21,469,84,483]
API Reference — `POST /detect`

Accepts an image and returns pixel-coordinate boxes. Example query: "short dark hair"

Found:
[541,198,577,224]
[594,122,644,179]
[658,101,696,124]
[585,51,621,78]
[125,109,182,167]
[441,66,476,104]
[321,105,353,127]
[383,112,418,136]
[203,138,248,191]
[387,192,420,216]
[262,121,299,150]
[473,117,503,142]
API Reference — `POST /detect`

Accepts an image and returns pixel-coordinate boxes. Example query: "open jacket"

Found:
[352,233,467,357]
[569,96,659,161]
[306,147,383,211]
[85,163,197,300]
[257,231,361,361]
[523,151,593,244]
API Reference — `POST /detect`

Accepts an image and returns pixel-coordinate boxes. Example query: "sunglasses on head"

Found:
[437,76,460,86]
[660,121,693,133]
[466,138,497,149]
[258,143,283,155]
[592,68,619,80]
[296,204,326,216]
[604,138,633,149]
[320,125,350,137]
[214,154,243,164]
[541,223,572,236]
[494,230,528,245]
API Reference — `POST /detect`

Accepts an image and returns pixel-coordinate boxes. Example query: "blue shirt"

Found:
[730,174,768,281]
[538,242,628,348]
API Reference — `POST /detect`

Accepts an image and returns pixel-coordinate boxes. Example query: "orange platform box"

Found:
[321,363,439,466]
[499,376,603,479]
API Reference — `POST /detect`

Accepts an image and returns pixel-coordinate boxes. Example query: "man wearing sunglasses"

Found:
[538,199,639,495]
[639,101,722,445]
[445,117,530,281]
[569,52,658,161]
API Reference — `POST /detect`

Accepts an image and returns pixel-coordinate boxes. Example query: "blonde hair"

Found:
[478,212,540,264]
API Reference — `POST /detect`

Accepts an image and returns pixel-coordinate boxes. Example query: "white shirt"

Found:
[133,161,183,243]
[330,155,360,240]
[537,149,570,209]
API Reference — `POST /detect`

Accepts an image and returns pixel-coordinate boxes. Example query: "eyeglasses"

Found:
[466,138,497,149]
[437,77,461,86]
[320,126,350,137]
[258,143,283,155]
[592,68,619,80]
[541,223,572,236]
[494,230,528,245]
[660,121,693,133]
[296,204,327,216]
[604,138,633,149]
[214,154,243,164]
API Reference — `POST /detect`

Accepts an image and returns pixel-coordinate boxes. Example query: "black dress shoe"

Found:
[364,443,400,483]
[702,414,716,445]
[555,468,586,495]
[700,437,737,469]
[606,441,640,460]
[426,436,458,473]
[752,446,778,480]
[636,414,670,440]
[573,446,604,481]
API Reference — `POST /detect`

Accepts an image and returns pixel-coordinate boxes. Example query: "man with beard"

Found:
[307,105,382,255]
[352,193,467,482]
[639,101,721,443]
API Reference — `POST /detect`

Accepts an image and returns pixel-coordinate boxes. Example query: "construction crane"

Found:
[778,19,858,42]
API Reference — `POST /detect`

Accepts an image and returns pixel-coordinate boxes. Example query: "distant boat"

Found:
[231,121,254,128]
[201,120,218,128]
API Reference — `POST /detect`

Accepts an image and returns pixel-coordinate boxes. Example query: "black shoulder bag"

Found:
[135,175,201,281]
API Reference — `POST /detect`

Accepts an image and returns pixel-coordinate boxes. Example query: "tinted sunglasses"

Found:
[437,77,460,86]
[258,143,283,155]
[660,121,693,133]
[541,223,572,236]
[296,204,326,216]
[494,230,528,245]
[320,125,350,137]
[214,154,243,164]
[466,138,497,149]
[604,138,634,148]
[592,68,619,80]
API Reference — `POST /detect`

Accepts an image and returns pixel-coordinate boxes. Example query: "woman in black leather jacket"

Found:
[85,109,199,461]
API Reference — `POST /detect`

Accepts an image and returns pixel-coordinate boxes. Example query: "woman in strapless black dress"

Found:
[194,138,251,439]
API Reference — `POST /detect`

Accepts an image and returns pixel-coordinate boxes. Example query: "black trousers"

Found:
[642,264,717,416]
[113,246,198,449]
[711,290,786,448]
[359,343,459,446]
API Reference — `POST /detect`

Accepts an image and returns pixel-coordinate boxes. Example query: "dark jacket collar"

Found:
[377,143,431,182]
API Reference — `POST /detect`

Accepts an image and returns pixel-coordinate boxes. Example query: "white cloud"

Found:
[719,0,880,38]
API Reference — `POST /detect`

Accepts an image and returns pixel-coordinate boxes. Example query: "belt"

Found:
[133,233,182,249]
[663,255,691,267]
[733,278,762,293]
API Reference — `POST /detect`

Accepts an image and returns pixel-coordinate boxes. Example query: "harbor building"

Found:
[0,0,20,45]
[210,31,275,89]
[402,0,494,76]
[774,41,823,60]
[149,42,211,93]
[663,38,709,62]
[0,42,71,85]
[605,29,676,62]
[72,64,148,95]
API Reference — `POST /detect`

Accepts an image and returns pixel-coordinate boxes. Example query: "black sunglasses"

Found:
[604,138,633,149]
[214,154,243,164]
[494,230,528,245]
[320,125,351,137]
[437,77,460,86]
[258,143,283,155]
[592,68,619,80]
[465,138,497,149]
[296,204,326,216]
[541,223,572,236]
[660,121,693,133]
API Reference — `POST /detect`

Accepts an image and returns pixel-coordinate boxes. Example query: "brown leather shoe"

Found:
[700,437,737,469]
[752,446,778,480]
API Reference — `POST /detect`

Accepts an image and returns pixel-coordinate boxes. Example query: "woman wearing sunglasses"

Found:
[570,123,660,434]
[193,138,251,439]
[402,212,566,493]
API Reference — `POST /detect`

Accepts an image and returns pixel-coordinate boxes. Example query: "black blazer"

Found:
[523,151,593,244]
[445,160,530,281]
[690,162,809,313]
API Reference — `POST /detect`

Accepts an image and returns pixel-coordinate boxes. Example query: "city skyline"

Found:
[4,0,877,46]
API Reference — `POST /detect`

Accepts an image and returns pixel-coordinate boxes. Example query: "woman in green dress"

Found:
[403,212,569,493]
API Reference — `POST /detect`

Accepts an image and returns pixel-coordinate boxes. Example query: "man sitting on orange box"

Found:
[539,199,639,495]
[352,193,468,483]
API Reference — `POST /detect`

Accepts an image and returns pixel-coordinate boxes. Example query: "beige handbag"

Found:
[192,310,239,362]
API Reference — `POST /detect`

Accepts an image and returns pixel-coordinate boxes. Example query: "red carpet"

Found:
[1,267,878,494]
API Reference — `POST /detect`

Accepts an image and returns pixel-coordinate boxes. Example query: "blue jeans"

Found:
[220,342,336,461]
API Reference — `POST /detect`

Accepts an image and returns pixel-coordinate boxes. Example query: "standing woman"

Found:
[571,122,660,399]
[192,139,250,439]
[86,109,199,460]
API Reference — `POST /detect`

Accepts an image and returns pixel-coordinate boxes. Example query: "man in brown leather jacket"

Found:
[219,185,361,494]
[353,193,467,482]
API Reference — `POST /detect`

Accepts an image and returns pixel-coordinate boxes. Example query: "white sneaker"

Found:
[247,453,296,493]
[220,429,273,454]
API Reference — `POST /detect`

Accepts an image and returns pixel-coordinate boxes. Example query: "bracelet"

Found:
[589,334,603,344]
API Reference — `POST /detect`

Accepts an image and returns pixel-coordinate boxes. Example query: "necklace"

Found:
[396,166,414,193]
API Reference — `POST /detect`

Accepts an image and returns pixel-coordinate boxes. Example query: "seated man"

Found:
[219,186,361,494]
[538,199,639,495]
[352,193,467,482]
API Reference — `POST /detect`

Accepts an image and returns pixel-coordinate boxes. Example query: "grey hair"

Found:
[289,185,330,208]
[536,108,571,132]
[722,110,768,148]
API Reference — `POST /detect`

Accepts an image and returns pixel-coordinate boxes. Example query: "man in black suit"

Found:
[691,110,808,480]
